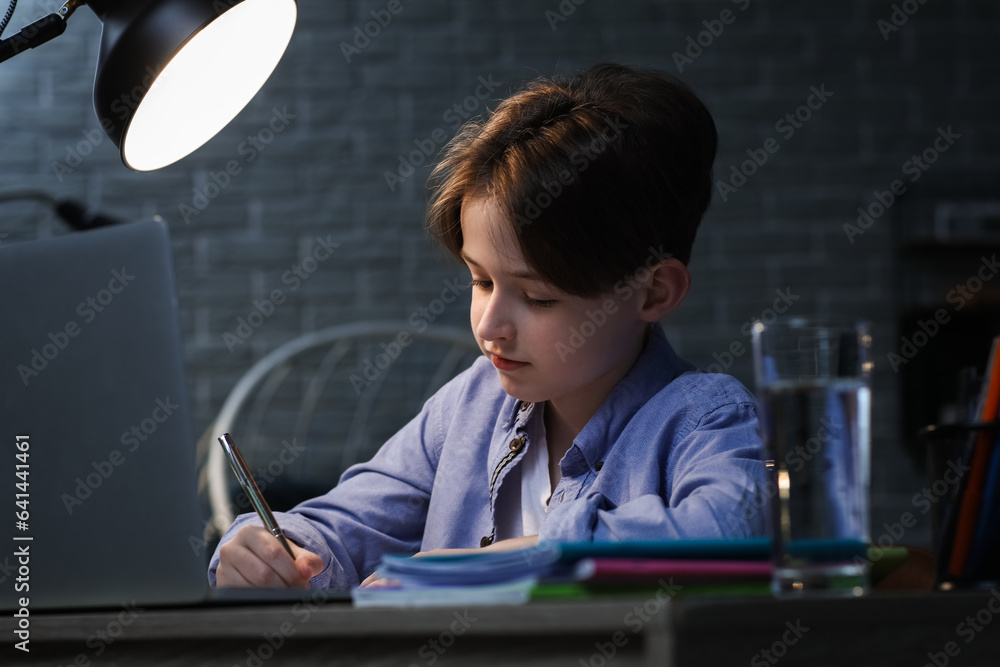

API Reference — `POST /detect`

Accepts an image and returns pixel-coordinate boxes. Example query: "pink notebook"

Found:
[575,558,773,581]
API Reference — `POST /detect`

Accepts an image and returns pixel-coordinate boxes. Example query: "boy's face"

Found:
[460,196,649,412]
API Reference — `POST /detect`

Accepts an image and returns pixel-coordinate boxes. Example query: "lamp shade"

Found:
[89,0,297,171]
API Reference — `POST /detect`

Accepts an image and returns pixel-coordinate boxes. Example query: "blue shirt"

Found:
[208,324,768,589]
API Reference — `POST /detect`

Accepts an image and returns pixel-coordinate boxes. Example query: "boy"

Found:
[211,63,767,590]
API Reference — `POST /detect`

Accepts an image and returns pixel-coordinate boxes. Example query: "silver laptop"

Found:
[0,219,209,610]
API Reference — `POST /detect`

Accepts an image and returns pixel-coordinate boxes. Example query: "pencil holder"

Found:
[918,422,999,589]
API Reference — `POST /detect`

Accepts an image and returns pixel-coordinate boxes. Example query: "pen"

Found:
[217,433,297,561]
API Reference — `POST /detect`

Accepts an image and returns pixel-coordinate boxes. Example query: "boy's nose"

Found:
[476,293,516,342]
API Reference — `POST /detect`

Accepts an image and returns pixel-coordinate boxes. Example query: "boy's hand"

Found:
[216,525,323,588]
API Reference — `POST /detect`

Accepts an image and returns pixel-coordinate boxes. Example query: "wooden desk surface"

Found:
[3,591,999,666]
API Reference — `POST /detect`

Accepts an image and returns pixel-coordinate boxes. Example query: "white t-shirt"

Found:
[519,412,551,536]
[492,401,554,539]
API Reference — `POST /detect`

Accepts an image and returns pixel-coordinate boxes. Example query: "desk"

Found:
[3,592,999,666]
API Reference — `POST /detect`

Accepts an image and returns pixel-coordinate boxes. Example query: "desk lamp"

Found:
[0,0,297,171]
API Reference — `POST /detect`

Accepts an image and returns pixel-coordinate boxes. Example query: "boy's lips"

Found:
[489,352,528,371]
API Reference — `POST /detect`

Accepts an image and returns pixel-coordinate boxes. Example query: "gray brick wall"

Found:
[2,0,998,542]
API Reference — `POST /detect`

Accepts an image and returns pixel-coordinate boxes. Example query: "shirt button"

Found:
[519,401,532,412]
[480,535,493,548]
[509,435,526,452]
[595,461,604,471]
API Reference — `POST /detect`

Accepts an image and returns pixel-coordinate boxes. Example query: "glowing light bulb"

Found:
[122,0,297,171]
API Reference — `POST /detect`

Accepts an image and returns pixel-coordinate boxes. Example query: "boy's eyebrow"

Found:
[460,252,542,281]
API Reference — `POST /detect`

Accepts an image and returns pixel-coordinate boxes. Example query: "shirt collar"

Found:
[497,324,693,466]
[566,323,695,471]
[501,395,535,431]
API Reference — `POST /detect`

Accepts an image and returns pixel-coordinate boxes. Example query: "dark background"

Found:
[2,0,998,545]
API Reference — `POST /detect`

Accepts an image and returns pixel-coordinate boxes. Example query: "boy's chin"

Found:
[494,373,547,405]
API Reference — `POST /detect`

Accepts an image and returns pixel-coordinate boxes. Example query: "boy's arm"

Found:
[208,394,445,590]
[538,400,769,542]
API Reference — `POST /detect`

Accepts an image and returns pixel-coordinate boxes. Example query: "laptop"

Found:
[0,219,342,610]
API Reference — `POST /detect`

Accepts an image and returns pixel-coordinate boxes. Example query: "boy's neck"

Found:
[543,323,652,449]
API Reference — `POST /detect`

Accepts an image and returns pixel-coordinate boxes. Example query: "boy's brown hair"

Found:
[426,63,717,297]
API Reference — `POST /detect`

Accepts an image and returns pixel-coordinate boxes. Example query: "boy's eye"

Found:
[469,279,557,308]
[524,296,557,308]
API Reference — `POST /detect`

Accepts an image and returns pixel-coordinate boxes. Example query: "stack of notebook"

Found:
[351,538,774,607]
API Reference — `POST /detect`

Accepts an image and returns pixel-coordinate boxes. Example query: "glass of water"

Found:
[751,317,872,596]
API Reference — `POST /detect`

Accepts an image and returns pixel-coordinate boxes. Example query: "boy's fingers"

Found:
[290,543,324,579]
[366,577,400,588]
[219,526,307,588]
[216,562,252,588]
[217,526,322,589]
[245,536,311,588]
[229,540,300,588]
[220,542,280,587]
[359,570,400,588]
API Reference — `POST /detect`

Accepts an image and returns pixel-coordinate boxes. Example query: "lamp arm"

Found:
[0,189,122,231]
[0,13,66,63]
[0,0,85,64]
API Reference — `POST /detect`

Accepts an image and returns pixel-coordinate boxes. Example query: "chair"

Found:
[196,321,480,543]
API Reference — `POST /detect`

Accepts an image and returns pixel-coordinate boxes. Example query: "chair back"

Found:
[198,321,480,538]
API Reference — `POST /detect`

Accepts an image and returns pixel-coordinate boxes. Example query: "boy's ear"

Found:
[637,258,690,322]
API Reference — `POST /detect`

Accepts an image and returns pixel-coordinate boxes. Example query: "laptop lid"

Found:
[0,219,207,610]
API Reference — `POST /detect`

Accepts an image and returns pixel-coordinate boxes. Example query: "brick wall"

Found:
[2,0,997,541]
